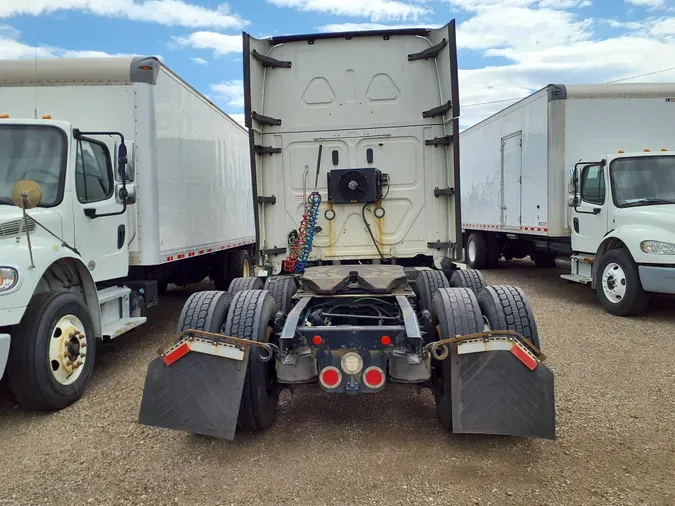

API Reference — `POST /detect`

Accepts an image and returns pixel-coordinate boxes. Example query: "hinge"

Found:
[254,145,282,155]
[425,135,452,147]
[261,247,287,256]
[251,49,292,69]
[407,38,447,61]
[251,111,282,126]
[257,195,277,205]
[433,187,455,197]
[422,101,452,119]
[427,241,454,249]
[518,176,522,184]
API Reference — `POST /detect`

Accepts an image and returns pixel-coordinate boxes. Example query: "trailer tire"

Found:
[430,287,484,431]
[7,292,96,411]
[263,276,298,314]
[228,276,264,295]
[227,249,253,285]
[224,290,279,433]
[211,252,230,291]
[465,233,487,269]
[531,252,556,268]
[177,290,233,334]
[485,233,500,268]
[595,248,649,316]
[477,285,541,350]
[449,268,486,294]
[416,270,450,312]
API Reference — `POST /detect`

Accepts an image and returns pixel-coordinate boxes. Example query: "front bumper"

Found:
[638,265,675,294]
[0,333,10,380]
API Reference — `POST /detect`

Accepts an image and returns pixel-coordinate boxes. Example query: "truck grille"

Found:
[0,218,36,237]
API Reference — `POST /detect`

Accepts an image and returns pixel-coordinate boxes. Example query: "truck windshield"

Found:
[610,155,675,208]
[0,125,67,207]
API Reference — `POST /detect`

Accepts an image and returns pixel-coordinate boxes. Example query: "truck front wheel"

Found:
[595,249,649,316]
[465,233,487,269]
[7,292,96,411]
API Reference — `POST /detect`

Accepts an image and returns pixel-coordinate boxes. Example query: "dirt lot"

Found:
[1,263,674,506]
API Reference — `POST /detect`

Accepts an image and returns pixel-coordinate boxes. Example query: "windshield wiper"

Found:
[623,197,675,207]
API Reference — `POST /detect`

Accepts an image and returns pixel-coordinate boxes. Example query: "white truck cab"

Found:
[0,56,254,411]
[567,150,675,315]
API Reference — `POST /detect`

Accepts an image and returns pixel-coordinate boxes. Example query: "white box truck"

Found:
[0,56,255,410]
[460,83,675,316]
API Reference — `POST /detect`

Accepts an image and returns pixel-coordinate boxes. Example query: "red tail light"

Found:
[319,366,342,389]
[363,366,385,389]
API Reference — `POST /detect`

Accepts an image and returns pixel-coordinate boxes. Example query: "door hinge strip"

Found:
[422,101,452,119]
[254,145,282,155]
[407,38,447,61]
[251,50,292,69]
[425,135,452,147]
[252,111,282,126]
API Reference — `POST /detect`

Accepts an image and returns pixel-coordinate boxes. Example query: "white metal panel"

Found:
[460,90,549,234]
[246,24,460,273]
[152,68,254,262]
[502,132,522,229]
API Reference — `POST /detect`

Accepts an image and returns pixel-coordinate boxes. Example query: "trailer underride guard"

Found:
[138,22,556,441]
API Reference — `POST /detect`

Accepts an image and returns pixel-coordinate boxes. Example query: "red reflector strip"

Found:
[511,345,537,371]
[163,342,190,366]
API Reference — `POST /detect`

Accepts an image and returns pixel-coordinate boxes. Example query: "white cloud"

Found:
[267,0,430,22]
[173,31,241,56]
[211,80,244,108]
[317,22,441,32]
[0,27,135,59]
[227,113,246,127]
[191,56,208,65]
[625,0,666,8]
[0,0,248,29]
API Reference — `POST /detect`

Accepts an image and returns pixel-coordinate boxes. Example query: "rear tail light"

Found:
[363,366,385,389]
[319,366,342,389]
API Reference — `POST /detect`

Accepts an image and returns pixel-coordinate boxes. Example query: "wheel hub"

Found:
[602,262,627,304]
[468,241,476,263]
[49,315,88,385]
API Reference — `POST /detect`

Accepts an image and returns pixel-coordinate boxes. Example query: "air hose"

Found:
[283,191,322,273]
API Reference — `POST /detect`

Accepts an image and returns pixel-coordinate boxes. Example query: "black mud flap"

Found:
[450,349,556,440]
[138,351,249,440]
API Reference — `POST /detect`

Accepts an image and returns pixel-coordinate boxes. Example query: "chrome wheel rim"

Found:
[49,315,88,385]
[468,241,477,264]
[602,262,627,304]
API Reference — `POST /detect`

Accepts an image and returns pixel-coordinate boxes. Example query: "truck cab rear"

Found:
[138,22,555,441]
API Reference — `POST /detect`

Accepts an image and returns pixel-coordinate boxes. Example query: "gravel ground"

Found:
[1,262,674,506]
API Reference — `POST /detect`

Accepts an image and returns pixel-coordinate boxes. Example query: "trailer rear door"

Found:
[501,131,523,229]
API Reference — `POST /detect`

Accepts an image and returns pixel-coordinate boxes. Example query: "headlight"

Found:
[640,240,675,255]
[0,267,18,292]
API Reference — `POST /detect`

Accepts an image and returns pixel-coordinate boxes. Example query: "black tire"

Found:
[416,270,450,312]
[449,268,486,294]
[177,290,233,333]
[263,276,298,314]
[465,232,487,269]
[7,292,96,411]
[485,234,500,269]
[531,252,556,268]
[210,252,230,291]
[224,290,279,432]
[227,249,252,286]
[157,280,168,296]
[430,287,484,431]
[477,285,541,350]
[228,276,264,295]
[595,248,649,316]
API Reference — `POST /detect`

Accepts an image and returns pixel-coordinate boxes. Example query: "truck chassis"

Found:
[138,265,555,440]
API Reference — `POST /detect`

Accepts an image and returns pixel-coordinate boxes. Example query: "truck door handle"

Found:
[592,208,601,215]
[573,217,579,233]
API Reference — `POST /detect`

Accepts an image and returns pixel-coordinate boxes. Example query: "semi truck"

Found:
[460,83,675,316]
[138,22,556,441]
[0,57,254,410]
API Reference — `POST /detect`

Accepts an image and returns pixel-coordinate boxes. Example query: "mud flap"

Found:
[138,350,249,440]
[450,348,556,440]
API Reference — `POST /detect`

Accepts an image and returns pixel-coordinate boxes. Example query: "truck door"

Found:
[71,136,129,282]
[571,163,608,254]
[501,132,522,229]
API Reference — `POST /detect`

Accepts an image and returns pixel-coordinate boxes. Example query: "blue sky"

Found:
[1,0,674,128]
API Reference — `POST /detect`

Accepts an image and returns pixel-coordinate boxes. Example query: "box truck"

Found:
[460,83,675,316]
[0,57,254,410]
[138,22,556,442]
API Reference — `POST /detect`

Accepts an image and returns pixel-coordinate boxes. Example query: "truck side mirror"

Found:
[568,167,579,207]
[115,141,135,182]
